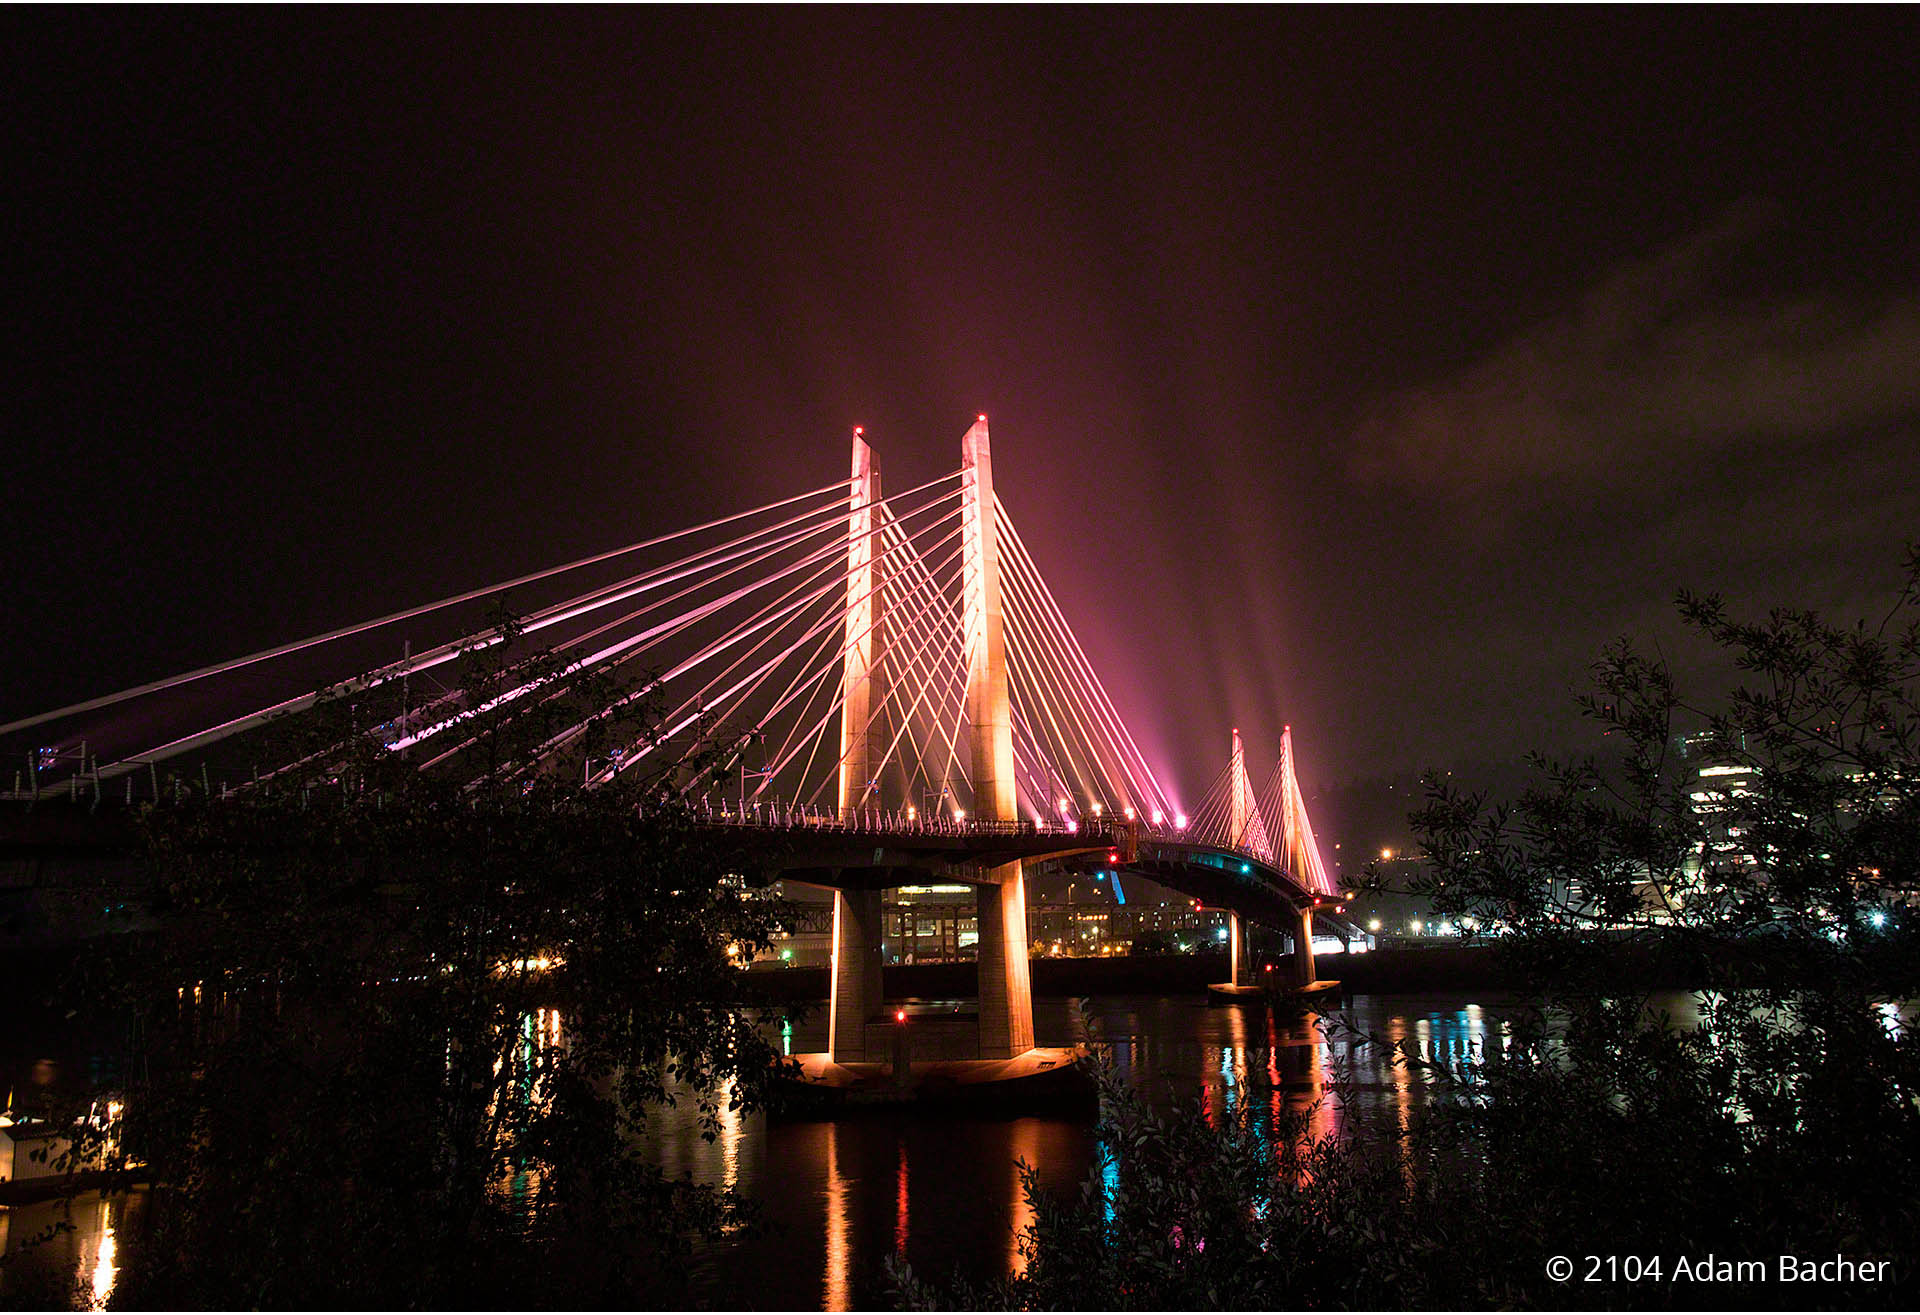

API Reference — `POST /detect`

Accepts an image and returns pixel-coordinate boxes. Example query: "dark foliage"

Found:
[14,614,797,1307]
[890,552,1920,1310]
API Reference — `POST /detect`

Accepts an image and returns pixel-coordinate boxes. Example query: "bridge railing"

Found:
[1136,833,1314,889]
[686,800,1132,844]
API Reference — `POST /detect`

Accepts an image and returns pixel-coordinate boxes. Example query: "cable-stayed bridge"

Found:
[3,418,1348,1065]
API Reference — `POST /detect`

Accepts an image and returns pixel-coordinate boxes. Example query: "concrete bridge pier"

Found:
[976,862,1036,1057]
[828,888,886,1060]
[962,415,1037,1060]
[1293,904,1317,988]
[827,429,885,1063]
[821,416,1039,1064]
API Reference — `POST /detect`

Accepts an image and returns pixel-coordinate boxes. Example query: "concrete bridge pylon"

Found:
[822,417,1036,1063]
[963,415,1035,1058]
[828,429,886,1062]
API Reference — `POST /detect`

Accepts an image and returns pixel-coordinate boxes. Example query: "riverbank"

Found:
[744,944,1530,1004]
[742,933,1812,1006]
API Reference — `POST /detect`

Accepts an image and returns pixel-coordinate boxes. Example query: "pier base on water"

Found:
[775,1045,1093,1114]
[1206,978,1343,1005]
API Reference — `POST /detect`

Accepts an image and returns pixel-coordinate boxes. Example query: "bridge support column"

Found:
[828,429,885,1064]
[1231,729,1248,848]
[961,414,1035,1059]
[1228,910,1243,987]
[1293,905,1317,988]
[829,887,885,1062]
[977,866,1035,1057]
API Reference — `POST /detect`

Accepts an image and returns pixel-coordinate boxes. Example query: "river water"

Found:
[651,990,1510,1310]
[1,990,1530,1310]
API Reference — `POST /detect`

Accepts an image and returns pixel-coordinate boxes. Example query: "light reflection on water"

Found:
[646,992,1526,1309]
[0,1189,142,1310]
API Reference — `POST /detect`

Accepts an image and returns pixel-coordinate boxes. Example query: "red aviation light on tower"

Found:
[853,426,864,438]
[977,413,988,423]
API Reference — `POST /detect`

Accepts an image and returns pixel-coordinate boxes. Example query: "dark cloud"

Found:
[1347,202,1920,503]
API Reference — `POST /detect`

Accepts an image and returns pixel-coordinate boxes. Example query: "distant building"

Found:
[1675,731,1760,918]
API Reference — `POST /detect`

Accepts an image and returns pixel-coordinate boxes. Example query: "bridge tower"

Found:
[1230,728,1247,846]
[1228,729,1247,987]
[1282,724,1319,988]
[963,415,1035,1058]
[828,428,886,1062]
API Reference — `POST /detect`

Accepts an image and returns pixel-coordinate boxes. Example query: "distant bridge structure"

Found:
[2,418,1349,1064]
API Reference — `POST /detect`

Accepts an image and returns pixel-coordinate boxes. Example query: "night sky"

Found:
[8,8,1919,800]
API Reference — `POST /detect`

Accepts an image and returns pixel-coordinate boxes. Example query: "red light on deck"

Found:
[1263,964,1273,973]
[895,1010,907,1023]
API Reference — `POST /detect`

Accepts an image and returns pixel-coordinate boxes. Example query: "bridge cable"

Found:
[1,476,860,738]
